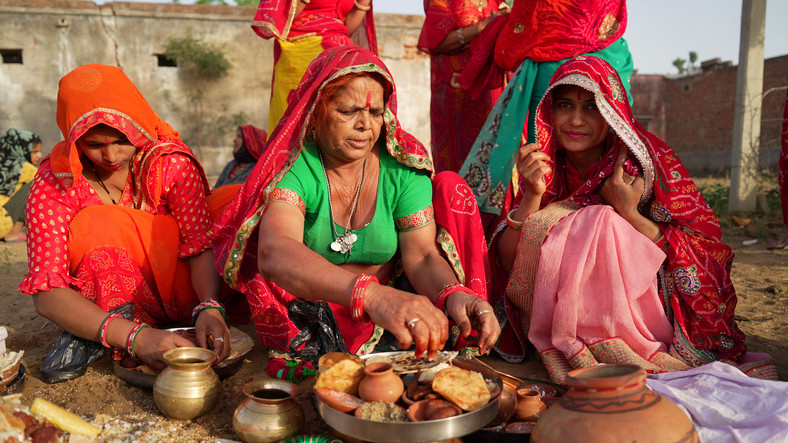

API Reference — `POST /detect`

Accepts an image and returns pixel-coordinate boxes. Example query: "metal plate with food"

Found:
[314,351,502,443]
[114,326,254,389]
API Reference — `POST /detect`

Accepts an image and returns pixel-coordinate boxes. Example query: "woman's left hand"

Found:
[445,292,500,354]
[194,309,232,362]
[601,147,644,220]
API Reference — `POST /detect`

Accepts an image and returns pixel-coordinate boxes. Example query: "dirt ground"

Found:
[0,215,786,442]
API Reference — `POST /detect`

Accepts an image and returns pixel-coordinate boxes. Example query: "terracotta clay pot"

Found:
[514,388,547,422]
[357,362,404,403]
[531,364,699,443]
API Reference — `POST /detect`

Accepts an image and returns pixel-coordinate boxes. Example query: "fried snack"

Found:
[314,358,365,395]
[30,398,99,437]
[432,366,491,412]
[317,352,364,374]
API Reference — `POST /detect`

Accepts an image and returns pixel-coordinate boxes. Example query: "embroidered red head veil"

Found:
[527,56,746,365]
[213,47,431,292]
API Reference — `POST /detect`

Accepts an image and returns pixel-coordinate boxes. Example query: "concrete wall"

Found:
[0,0,430,176]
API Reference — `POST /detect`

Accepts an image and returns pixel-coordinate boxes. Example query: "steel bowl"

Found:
[315,352,502,443]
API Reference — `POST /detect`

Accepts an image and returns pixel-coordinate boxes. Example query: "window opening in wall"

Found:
[155,54,177,67]
[0,49,23,64]
[683,84,691,92]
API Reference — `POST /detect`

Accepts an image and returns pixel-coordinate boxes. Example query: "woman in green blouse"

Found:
[213,47,499,360]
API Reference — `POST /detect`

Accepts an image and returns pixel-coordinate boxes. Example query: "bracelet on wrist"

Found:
[99,313,122,348]
[126,323,151,358]
[506,209,524,231]
[350,274,378,323]
[456,28,467,46]
[435,282,472,312]
[192,300,226,325]
[353,0,371,11]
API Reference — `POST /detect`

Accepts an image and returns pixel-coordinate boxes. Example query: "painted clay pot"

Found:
[357,362,404,403]
[514,388,547,422]
[153,347,220,420]
[233,379,305,443]
[531,364,699,443]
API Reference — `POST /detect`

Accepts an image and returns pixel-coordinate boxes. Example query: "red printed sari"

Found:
[213,47,490,355]
[780,89,788,225]
[499,56,776,382]
[17,64,242,327]
[417,0,504,173]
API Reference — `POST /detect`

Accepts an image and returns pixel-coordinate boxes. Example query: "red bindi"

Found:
[365,91,371,108]
[576,89,583,100]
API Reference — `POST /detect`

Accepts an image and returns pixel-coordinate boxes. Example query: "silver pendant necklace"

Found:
[318,150,366,255]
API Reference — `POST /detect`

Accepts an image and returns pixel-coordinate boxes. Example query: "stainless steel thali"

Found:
[315,351,503,443]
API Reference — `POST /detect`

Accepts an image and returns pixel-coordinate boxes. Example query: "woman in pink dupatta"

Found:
[417,0,507,173]
[213,47,499,362]
[494,56,777,383]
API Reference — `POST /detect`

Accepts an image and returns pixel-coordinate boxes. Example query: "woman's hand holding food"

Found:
[364,284,449,359]
[194,308,232,362]
[133,328,195,372]
[444,292,500,354]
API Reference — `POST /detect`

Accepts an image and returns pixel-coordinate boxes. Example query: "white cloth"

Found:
[646,362,788,443]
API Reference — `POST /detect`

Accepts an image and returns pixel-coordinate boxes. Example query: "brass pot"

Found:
[233,379,304,443]
[153,347,220,420]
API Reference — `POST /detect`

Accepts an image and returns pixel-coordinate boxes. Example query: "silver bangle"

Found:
[456,28,466,46]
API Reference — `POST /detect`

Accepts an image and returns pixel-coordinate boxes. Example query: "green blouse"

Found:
[272,142,433,265]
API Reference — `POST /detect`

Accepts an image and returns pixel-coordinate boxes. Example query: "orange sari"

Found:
[19,64,243,326]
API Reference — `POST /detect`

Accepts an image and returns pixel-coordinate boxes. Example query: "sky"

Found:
[101,0,788,75]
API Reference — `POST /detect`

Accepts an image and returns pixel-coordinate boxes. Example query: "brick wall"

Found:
[631,55,788,175]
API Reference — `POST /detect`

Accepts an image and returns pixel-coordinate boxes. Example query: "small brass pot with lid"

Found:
[153,347,220,420]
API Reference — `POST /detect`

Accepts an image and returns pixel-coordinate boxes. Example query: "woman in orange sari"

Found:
[18,65,235,375]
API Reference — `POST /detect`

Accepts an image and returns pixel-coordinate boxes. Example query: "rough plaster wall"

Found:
[0,1,430,176]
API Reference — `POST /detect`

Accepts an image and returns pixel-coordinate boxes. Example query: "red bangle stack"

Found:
[435,282,470,312]
[350,274,378,323]
[99,313,122,348]
[126,323,151,358]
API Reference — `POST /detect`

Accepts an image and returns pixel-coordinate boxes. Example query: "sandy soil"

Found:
[0,217,786,441]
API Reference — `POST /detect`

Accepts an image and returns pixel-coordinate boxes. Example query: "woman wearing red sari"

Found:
[417,0,508,173]
[252,0,377,135]
[213,46,499,360]
[780,89,788,226]
[19,64,234,374]
[494,56,776,383]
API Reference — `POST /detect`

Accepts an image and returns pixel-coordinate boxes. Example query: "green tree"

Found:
[688,51,698,72]
[164,36,231,154]
[672,57,686,75]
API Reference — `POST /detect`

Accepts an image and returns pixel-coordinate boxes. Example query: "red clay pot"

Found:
[514,388,547,422]
[531,364,699,443]
[358,362,404,403]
